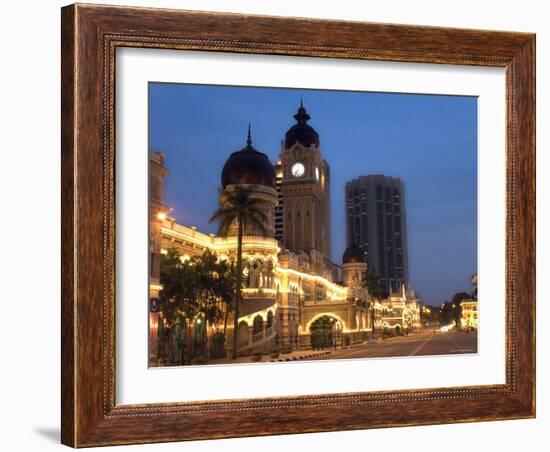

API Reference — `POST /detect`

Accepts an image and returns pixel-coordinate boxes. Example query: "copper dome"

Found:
[284,101,320,149]
[221,126,276,189]
[343,243,366,264]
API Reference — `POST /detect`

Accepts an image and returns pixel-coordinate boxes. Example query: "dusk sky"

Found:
[149,82,477,306]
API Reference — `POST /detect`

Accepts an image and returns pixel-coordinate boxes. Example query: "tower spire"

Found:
[294,98,310,124]
[246,123,253,148]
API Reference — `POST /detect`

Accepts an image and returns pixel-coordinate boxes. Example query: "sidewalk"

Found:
[205,349,333,365]
[269,350,332,362]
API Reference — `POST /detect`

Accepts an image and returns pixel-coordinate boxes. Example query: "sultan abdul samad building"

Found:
[149,102,421,362]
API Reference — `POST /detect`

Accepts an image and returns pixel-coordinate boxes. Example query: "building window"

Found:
[361,216,368,241]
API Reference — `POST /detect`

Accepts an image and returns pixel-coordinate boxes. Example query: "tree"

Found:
[363,268,381,299]
[191,250,221,358]
[159,248,238,362]
[438,300,462,328]
[192,250,224,324]
[214,259,238,338]
[159,248,200,363]
[450,292,470,329]
[191,250,239,358]
[209,186,268,359]
[361,269,381,336]
[439,301,453,324]
[452,292,470,305]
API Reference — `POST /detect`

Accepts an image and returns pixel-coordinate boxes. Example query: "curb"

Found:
[269,350,332,363]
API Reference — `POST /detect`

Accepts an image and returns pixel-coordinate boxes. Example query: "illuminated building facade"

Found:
[148,103,421,362]
[460,300,478,330]
[374,285,422,334]
[460,274,478,330]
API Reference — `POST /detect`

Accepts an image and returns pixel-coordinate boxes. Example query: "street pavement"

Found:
[189,330,477,366]
[307,330,478,361]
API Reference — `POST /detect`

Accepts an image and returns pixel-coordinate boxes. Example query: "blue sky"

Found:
[149,83,477,306]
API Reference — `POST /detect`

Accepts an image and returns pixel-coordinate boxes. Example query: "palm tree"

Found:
[362,268,381,336]
[209,186,268,359]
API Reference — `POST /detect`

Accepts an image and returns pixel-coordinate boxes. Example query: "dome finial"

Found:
[285,100,319,148]
[294,98,310,124]
[246,123,253,148]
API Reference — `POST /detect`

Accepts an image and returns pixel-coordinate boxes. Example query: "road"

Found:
[308,331,477,361]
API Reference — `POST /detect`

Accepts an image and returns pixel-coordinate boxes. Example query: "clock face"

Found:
[291,162,305,177]
[315,166,320,181]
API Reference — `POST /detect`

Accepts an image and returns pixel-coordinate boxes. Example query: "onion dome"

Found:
[221,125,276,188]
[343,243,366,264]
[284,99,320,148]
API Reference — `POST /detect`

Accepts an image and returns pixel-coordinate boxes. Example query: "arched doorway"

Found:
[395,325,401,336]
[237,321,249,348]
[310,315,341,350]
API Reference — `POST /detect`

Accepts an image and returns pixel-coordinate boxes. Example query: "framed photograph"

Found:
[61,3,535,447]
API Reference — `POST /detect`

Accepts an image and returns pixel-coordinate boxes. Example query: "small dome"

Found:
[284,100,320,148]
[343,243,365,264]
[221,126,276,189]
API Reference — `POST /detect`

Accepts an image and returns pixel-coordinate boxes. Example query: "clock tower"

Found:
[278,101,331,260]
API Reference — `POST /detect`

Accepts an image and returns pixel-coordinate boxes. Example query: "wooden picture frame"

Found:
[61,3,535,447]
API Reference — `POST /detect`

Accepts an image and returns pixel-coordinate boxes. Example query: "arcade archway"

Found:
[309,315,343,350]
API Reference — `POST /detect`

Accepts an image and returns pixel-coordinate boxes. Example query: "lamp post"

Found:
[371,300,376,338]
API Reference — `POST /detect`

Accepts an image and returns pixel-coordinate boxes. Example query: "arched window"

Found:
[266,311,274,329]
[237,321,249,347]
[265,259,275,288]
[250,259,263,288]
[253,315,264,334]
[241,259,251,288]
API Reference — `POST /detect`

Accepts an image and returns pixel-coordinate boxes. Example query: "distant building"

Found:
[460,273,478,330]
[374,284,421,334]
[345,175,409,295]
[460,300,478,330]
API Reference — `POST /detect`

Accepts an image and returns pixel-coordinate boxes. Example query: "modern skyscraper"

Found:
[345,175,409,295]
